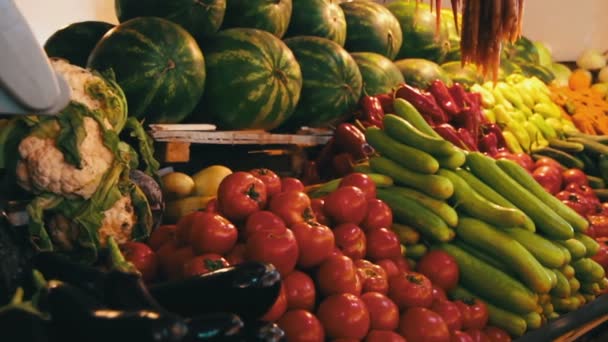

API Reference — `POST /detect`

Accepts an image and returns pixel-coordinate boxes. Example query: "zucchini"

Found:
[503,227,566,268]
[557,239,587,261]
[392,98,441,138]
[389,186,459,227]
[383,114,455,156]
[575,233,600,258]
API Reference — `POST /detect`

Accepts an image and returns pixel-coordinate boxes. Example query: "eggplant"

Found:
[149,262,281,320]
[183,313,244,341]
[130,169,164,231]
[0,305,50,342]
[237,320,286,342]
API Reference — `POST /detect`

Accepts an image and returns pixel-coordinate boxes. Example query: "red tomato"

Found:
[514,153,535,172]
[284,270,316,311]
[361,292,399,331]
[250,168,282,197]
[451,330,474,342]
[161,245,195,280]
[339,173,377,201]
[189,212,238,255]
[148,224,177,251]
[534,157,565,172]
[334,223,367,260]
[388,271,433,309]
[455,299,489,330]
[562,168,589,186]
[592,240,608,269]
[361,199,393,232]
[120,242,158,282]
[556,191,591,217]
[532,165,563,195]
[355,259,389,294]
[391,257,411,273]
[366,228,401,261]
[316,255,362,296]
[398,307,450,342]
[218,172,268,221]
[277,310,325,342]
[432,284,448,304]
[590,215,608,238]
[483,326,511,342]
[317,293,371,340]
[204,198,219,213]
[261,283,287,322]
[246,229,299,276]
[176,212,196,245]
[291,221,335,268]
[564,183,598,202]
[324,186,368,225]
[281,177,305,192]
[311,198,331,226]
[416,250,460,291]
[376,259,400,278]
[243,210,286,241]
[364,330,406,342]
[224,243,246,265]
[183,253,229,277]
[330,246,345,258]
[432,300,463,332]
[465,329,490,342]
[156,239,178,276]
[269,191,315,226]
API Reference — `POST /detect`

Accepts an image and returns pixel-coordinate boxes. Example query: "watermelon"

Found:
[115,0,226,42]
[194,28,302,130]
[44,21,115,67]
[222,0,292,38]
[281,36,362,130]
[394,58,452,89]
[387,2,459,63]
[87,17,206,124]
[441,62,483,88]
[340,1,403,60]
[351,52,404,96]
[284,0,346,46]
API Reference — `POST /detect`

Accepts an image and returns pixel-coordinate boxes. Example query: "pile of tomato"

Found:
[119,169,512,342]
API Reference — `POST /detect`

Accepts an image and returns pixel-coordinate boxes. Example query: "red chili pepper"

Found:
[428,80,461,118]
[359,96,385,128]
[334,123,374,161]
[465,92,488,125]
[483,123,507,149]
[448,83,470,110]
[433,124,469,150]
[395,83,448,124]
[376,93,395,114]
[478,132,499,156]
[332,152,355,177]
[456,128,479,151]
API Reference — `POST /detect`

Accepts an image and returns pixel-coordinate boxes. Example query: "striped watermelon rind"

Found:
[340,0,403,60]
[351,52,405,96]
[44,21,115,68]
[115,0,226,42]
[281,36,363,130]
[284,0,347,47]
[87,17,206,124]
[395,58,452,90]
[222,0,293,38]
[196,28,302,130]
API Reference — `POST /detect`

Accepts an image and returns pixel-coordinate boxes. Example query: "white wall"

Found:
[14,0,608,62]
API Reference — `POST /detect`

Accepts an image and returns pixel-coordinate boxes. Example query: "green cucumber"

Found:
[466,153,575,240]
[383,114,455,156]
[580,282,601,296]
[550,270,571,299]
[455,168,536,232]
[524,312,542,330]
[389,186,459,227]
[567,137,608,155]
[438,169,527,228]
[503,227,566,268]
[453,240,509,272]
[370,156,454,199]
[560,264,575,279]
[548,139,584,153]
[532,147,585,169]
[365,127,439,174]
[391,223,420,245]
[551,242,572,265]
[575,233,600,257]
[587,176,606,189]
[572,258,606,283]
[557,239,587,261]
[405,243,428,260]
[391,98,441,138]
[568,277,581,293]
[436,148,466,169]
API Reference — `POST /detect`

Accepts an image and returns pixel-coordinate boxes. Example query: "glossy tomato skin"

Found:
[556,191,591,217]
[532,165,563,195]
[366,228,402,261]
[361,199,393,232]
[148,224,177,251]
[183,253,229,278]
[465,329,490,342]
[416,250,460,291]
[398,307,450,342]
[339,173,377,201]
[120,242,158,282]
[316,255,362,297]
[360,292,399,331]
[562,168,588,186]
[243,210,287,241]
[324,186,368,225]
[224,243,246,265]
[317,293,371,340]
[334,223,367,260]
[376,259,400,278]
[432,284,448,304]
[432,300,463,332]
[269,191,315,226]
[355,260,389,294]
[291,221,335,268]
[284,270,316,311]
[281,177,305,192]
[277,310,325,342]
[451,330,474,342]
[311,198,331,226]
[483,326,511,342]
[260,283,287,322]
[534,157,565,172]
[189,212,238,255]
[364,330,406,342]
[246,229,299,276]
[392,257,411,273]
[564,183,598,203]
[218,172,268,221]
[455,299,489,330]
[250,168,282,197]
[389,271,433,309]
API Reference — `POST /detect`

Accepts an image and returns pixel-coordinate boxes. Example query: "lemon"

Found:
[192,165,233,196]
[162,172,195,199]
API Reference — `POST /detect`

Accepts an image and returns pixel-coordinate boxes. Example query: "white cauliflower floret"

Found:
[16,116,114,199]
[97,195,137,247]
[51,58,106,111]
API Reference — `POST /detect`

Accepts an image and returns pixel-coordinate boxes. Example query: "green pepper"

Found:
[529,114,558,139]
[502,130,524,153]
[534,103,562,119]
[506,120,531,152]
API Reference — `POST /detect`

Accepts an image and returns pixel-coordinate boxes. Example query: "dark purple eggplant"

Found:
[183,313,244,341]
[237,320,286,342]
[130,169,164,231]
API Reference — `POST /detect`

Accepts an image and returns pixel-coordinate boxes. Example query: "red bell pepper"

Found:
[359,96,385,128]
[456,128,479,151]
[395,83,448,124]
[448,83,470,110]
[428,79,461,118]
[376,93,395,114]
[334,123,374,161]
[483,123,507,149]
[332,153,355,177]
[433,124,469,150]
[478,132,499,156]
